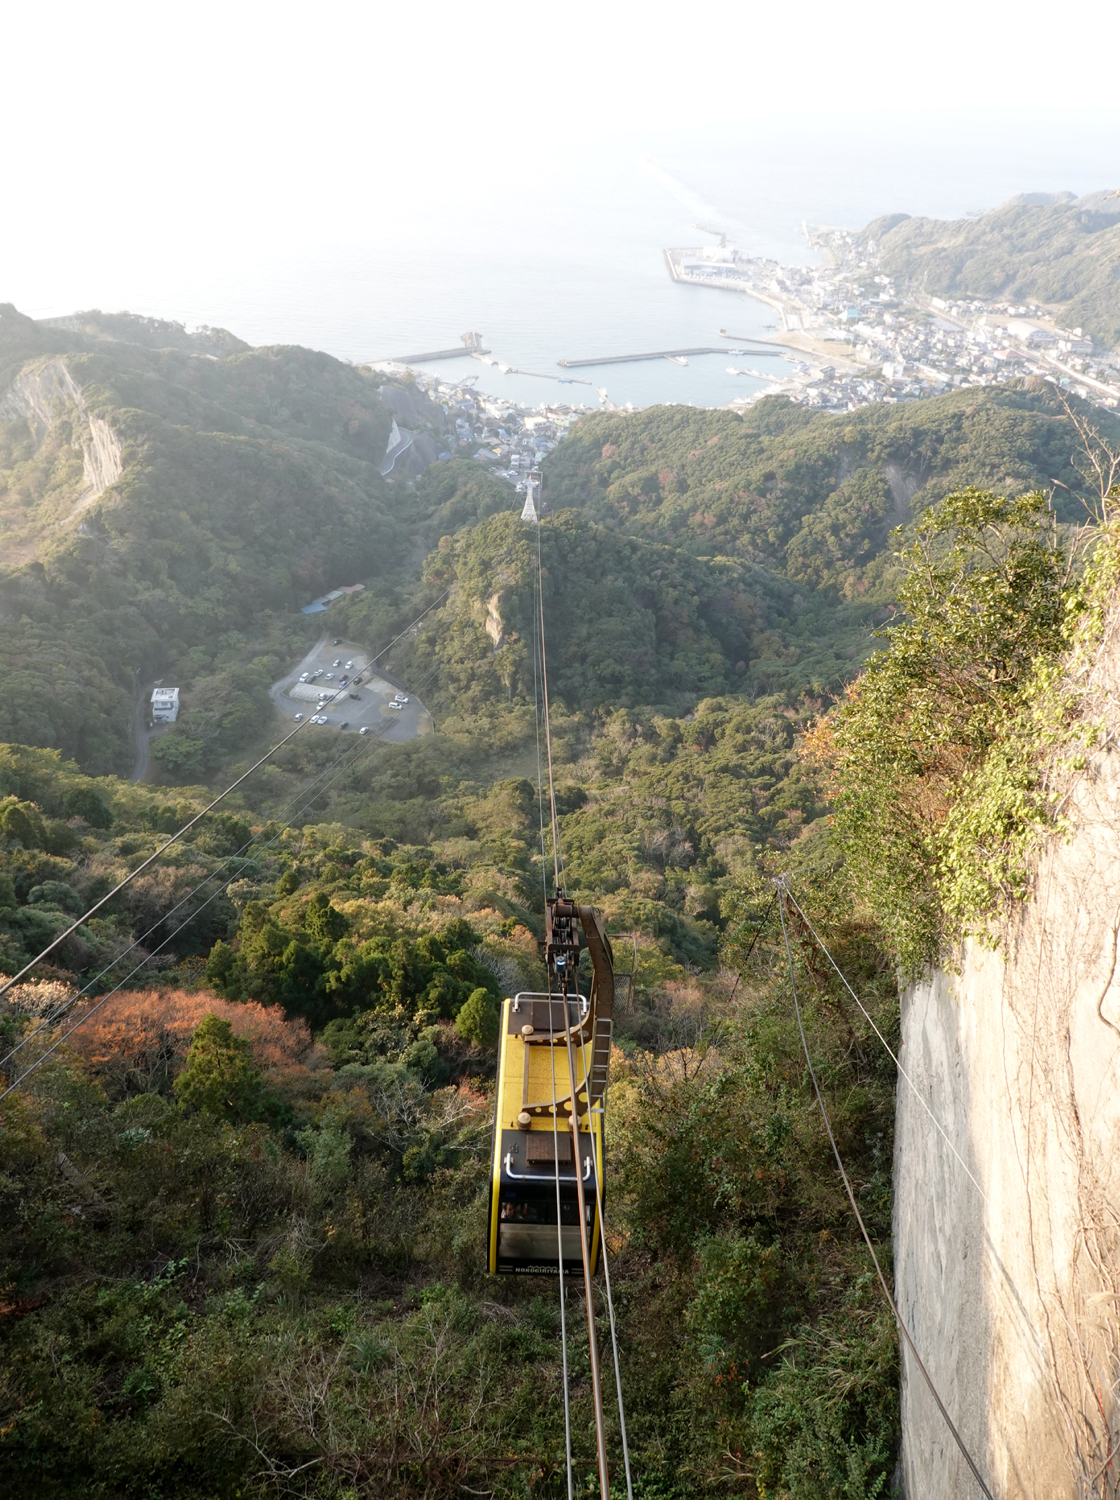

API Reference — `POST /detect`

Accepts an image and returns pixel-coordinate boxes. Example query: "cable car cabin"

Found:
[488,898,614,1277]
[488,993,605,1275]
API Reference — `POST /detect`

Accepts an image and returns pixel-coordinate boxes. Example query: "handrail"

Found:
[503,1152,592,1183]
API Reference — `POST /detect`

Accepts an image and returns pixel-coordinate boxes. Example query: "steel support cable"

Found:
[0,652,447,1071]
[0,661,446,1101]
[734,889,779,975]
[0,740,371,1100]
[562,1003,610,1499]
[0,685,417,1071]
[0,593,450,1005]
[534,509,564,892]
[784,891,989,1203]
[530,538,550,906]
[785,888,1112,1447]
[0,728,384,1099]
[572,1031,634,1499]
[547,984,575,1500]
[530,490,573,1496]
[775,890,998,1500]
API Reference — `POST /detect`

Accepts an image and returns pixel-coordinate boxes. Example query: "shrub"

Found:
[453,986,499,1049]
[63,786,113,828]
[173,1013,263,1121]
[810,487,1074,971]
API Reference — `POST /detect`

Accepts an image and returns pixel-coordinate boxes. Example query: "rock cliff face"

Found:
[0,356,122,513]
[895,600,1120,1498]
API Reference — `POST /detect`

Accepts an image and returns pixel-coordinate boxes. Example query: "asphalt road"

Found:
[130,690,150,784]
[379,426,413,476]
[269,633,433,742]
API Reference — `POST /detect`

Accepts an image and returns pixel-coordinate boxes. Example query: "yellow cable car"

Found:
[488,897,614,1276]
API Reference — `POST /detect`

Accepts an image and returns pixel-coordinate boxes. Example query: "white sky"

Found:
[2,0,1118,320]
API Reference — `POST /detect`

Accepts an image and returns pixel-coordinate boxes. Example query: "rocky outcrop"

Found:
[484,591,505,646]
[895,600,1120,1498]
[0,357,122,514]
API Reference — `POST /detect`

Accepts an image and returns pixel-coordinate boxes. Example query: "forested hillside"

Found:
[3,304,1118,1497]
[0,305,447,773]
[858,190,1120,347]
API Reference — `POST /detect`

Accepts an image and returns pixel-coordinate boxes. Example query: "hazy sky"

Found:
[4,0,1118,324]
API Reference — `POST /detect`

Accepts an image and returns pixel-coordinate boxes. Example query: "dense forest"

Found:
[0,305,451,773]
[2,308,1118,1496]
[859,190,1120,347]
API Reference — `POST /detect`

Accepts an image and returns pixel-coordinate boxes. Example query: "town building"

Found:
[151,687,180,724]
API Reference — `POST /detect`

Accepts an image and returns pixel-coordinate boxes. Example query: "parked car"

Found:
[293,713,304,721]
[299,672,310,682]
[339,722,349,730]
[359,726,371,735]
[349,692,359,699]
[345,660,354,669]
[386,701,402,711]
[332,638,342,646]
[333,658,342,667]
[394,694,409,704]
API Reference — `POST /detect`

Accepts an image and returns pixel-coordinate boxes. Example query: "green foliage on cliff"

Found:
[811,485,1094,972]
[861,190,1120,347]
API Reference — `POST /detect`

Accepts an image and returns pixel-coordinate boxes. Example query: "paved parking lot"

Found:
[269,634,433,741]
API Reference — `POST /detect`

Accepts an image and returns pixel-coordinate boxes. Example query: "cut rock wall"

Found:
[0,356,122,514]
[896,604,1120,1498]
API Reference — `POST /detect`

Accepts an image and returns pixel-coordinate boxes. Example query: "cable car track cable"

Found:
[573,1011,634,1500]
[0,695,417,1071]
[534,491,573,1494]
[783,885,1111,1446]
[775,885,997,1500]
[559,966,611,1498]
[0,592,450,1006]
[534,495,565,891]
[497,474,627,1500]
[548,989,575,1500]
[0,658,445,1099]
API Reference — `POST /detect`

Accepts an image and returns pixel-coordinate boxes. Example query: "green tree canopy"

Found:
[173,1013,263,1122]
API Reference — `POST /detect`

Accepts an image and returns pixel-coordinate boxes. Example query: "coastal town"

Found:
[666,230,1120,415]
[373,370,593,491]
[372,221,1120,490]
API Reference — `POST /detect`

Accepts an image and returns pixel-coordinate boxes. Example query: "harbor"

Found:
[661,230,1120,413]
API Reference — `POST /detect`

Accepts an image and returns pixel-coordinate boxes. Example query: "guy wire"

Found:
[0,657,446,1099]
[0,704,393,1070]
[561,985,610,1498]
[548,980,575,1500]
[574,1018,634,1499]
[534,500,564,892]
[785,886,1110,1448]
[776,889,997,1500]
[0,592,451,1003]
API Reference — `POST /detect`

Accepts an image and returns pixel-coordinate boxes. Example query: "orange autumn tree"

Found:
[66,988,328,1102]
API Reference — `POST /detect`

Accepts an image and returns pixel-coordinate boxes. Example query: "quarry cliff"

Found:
[895,584,1120,1498]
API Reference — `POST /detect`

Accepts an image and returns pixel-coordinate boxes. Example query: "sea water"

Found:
[11,122,1117,411]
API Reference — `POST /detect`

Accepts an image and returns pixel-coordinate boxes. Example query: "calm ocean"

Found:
[14,123,1117,411]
